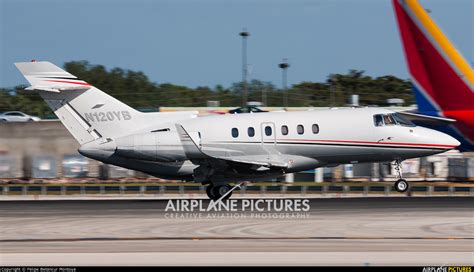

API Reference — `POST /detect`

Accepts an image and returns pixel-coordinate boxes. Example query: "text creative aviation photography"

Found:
[0,0,473,269]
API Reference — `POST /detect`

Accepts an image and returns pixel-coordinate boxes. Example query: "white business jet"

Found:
[15,61,459,200]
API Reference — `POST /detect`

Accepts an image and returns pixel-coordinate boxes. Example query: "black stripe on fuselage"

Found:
[212,141,448,150]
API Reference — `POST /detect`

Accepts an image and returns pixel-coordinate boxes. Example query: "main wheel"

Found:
[206,185,215,199]
[211,184,233,200]
[394,179,409,193]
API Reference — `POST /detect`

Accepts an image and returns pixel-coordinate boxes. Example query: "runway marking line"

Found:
[1,236,472,243]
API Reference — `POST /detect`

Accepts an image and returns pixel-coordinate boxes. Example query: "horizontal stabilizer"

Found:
[15,61,92,88]
[25,85,91,93]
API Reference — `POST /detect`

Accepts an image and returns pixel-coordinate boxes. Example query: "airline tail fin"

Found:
[393,0,474,113]
[15,61,141,144]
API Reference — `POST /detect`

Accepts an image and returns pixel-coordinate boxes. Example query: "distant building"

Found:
[387,98,405,106]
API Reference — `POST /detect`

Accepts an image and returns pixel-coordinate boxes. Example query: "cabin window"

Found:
[312,124,319,134]
[231,128,239,138]
[297,124,304,135]
[265,126,272,136]
[248,127,255,137]
[281,125,289,135]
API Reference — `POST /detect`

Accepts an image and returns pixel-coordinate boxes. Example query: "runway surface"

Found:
[0,197,473,266]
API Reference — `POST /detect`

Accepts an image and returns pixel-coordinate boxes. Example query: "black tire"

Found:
[27,118,34,122]
[211,184,233,200]
[0,119,6,122]
[206,185,215,199]
[394,179,409,193]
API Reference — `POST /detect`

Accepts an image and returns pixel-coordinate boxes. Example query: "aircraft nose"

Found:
[431,129,460,149]
[442,134,461,149]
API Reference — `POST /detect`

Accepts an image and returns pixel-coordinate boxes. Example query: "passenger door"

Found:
[260,122,279,156]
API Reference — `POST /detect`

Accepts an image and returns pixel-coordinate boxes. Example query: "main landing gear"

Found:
[205,183,244,201]
[393,161,409,193]
[206,184,233,201]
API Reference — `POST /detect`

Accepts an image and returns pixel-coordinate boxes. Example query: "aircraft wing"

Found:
[175,124,288,169]
[397,111,456,125]
[222,156,288,168]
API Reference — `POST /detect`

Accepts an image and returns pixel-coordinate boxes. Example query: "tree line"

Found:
[0,61,415,118]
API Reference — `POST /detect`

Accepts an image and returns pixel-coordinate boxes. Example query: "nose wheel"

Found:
[393,160,409,193]
[394,179,409,192]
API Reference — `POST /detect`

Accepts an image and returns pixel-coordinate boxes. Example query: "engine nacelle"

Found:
[115,131,186,162]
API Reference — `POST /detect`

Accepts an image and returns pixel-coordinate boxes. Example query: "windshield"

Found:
[374,113,416,127]
[392,113,416,127]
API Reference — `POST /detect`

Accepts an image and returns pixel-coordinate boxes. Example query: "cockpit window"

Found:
[392,113,416,127]
[383,114,396,125]
[374,115,384,127]
[374,113,416,127]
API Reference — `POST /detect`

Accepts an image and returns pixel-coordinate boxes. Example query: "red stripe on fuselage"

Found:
[279,139,456,149]
[45,80,91,86]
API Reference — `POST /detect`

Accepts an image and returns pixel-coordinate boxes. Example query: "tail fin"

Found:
[393,0,474,113]
[15,61,141,144]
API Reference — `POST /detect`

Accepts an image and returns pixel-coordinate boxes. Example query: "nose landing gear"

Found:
[394,178,409,193]
[393,161,409,193]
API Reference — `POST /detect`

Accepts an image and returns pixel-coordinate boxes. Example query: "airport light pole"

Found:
[330,77,336,107]
[280,59,293,183]
[279,59,290,108]
[240,29,250,106]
